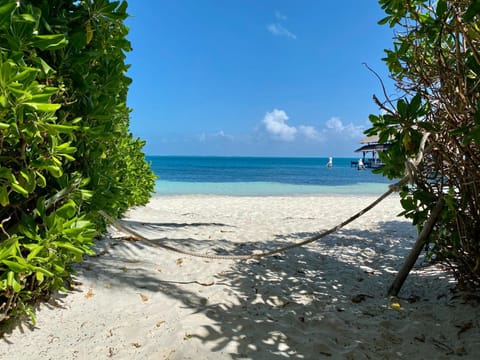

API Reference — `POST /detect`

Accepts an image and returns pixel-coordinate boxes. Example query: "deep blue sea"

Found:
[147,156,393,196]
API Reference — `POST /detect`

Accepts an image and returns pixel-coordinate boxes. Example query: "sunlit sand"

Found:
[1,195,479,359]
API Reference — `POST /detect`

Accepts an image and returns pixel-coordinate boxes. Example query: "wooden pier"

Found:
[354,135,390,168]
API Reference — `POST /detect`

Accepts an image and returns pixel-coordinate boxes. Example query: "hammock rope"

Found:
[99,176,408,261]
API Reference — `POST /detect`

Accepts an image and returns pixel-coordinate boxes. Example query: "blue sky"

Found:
[125,1,396,157]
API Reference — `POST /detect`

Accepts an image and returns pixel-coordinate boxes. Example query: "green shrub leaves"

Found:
[0,0,154,322]
[371,0,480,287]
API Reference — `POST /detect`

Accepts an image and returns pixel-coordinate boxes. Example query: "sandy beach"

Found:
[1,194,479,359]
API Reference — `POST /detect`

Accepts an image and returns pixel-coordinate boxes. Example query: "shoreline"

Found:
[153,180,394,197]
[150,191,399,198]
[1,194,479,359]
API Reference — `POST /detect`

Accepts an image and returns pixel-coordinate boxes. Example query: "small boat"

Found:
[357,158,365,170]
[326,157,333,168]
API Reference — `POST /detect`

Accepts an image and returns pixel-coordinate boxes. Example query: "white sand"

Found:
[1,195,479,359]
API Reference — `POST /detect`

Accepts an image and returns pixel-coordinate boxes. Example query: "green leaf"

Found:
[61,153,76,161]
[56,199,77,219]
[31,93,56,103]
[35,57,55,76]
[464,0,480,22]
[32,266,54,278]
[36,196,46,218]
[35,271,44,284]
[463,126,480,145]
[55,142,77,154]
[53,242,85,256]
[52,263,65,274]
[26,244,44,261]
[19,169,36,193]
[80,189,93,201]
[378,15,392,26]
[36,171,46,188]
[397,99,408,118]
[0,238,20,261]
[62,227,86,237]
[410,93,422,114]
[0,95,7,107]
[7,84,27,98]
[24,102,61,112]
[0,185,9,206]
[13,13,36,23]
[69,30,86,49]
[31,34,68,50]
[7,271,22,292]
[0,167,15,182]
[20,213,40,241]
[11,182,29,196]
[12,68,39,82]
[44,123,77,133]
[2,260,28,273]
[436,0,448,17]
[51,155,62,166]
[0,1,16,30]
[12,277,21,292]
[45,165,62,178]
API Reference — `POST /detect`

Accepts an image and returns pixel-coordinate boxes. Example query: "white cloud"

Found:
[275,10,287,20]
[299,125,322,140]
[326,117,344,132]
[261,111,364,146]
[262,109,298,141]
[154,114,365,156]
[214,130,234,141]
[266,23,297,40]
[197,130,234,143]
[261,109,326,143]
[325,117,364,138]
[267,10,296,40]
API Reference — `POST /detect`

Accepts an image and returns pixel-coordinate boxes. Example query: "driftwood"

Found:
[388,197,445,296]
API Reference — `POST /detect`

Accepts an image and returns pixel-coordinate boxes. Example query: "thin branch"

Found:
[0,216,12,238]
[363,62,396,110]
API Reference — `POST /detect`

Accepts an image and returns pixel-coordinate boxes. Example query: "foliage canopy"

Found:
[0,0,155,322]
[369,0,480,287]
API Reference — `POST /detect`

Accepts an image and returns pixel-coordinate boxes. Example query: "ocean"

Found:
[147,156,394,196]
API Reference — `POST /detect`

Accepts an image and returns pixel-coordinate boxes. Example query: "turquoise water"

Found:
[147,156,393,196]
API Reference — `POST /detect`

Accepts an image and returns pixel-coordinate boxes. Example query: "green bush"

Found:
[369,0,480,288]
[0,0,155,322]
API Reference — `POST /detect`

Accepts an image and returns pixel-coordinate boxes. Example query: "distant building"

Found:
[354,135,390,168]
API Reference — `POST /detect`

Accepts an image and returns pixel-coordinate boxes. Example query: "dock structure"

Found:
[353,135,390,169]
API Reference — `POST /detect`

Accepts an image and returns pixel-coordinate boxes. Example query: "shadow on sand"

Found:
[2,218,463,358]
[72,218,461,358]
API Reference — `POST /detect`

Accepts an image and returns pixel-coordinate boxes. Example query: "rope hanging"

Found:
[99,176,408,261]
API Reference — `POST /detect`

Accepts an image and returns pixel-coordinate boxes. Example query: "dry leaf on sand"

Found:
[84,288,94,299]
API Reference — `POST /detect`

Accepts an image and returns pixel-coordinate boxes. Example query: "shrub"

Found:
[369,0,480,288]
[0,0,155,322]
